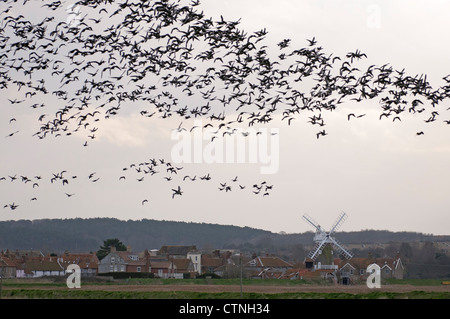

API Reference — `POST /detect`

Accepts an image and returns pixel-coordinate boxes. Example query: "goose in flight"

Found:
[4,203,19,210]
[172,186,183,198]
[5,131,19,137]
[316,130,327,139]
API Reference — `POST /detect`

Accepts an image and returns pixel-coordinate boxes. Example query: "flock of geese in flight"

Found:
[1,0,449,211]
[0,157,274,210]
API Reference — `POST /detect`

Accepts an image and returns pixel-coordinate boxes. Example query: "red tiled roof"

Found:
[202,256,225,268]
[0,256,17,267]
[246,256,293,268]
[172,258,192,270]
[281,268,321,279]
[58,253,99,269]
[150,261,172,269]
[24,259,64,272]
[113,251,151,266]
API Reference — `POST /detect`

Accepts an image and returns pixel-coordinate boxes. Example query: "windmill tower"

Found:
[302,212,353,262]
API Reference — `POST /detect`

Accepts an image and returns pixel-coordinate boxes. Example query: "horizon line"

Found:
[0,216,448,237]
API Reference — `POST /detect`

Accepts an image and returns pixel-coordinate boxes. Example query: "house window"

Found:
[385,268,390,274]
[111,257,115,263]
[360,269,365,275]
[137,267,141,272]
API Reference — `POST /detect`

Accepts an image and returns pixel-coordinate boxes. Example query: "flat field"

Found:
[1,278,449,299]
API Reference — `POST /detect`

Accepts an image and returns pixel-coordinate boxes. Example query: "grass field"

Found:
[3,289,449,299]
[1,277,449,299]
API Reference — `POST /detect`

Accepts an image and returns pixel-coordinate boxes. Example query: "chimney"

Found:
[110,245,116,253]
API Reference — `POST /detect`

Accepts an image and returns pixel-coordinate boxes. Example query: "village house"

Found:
[57,251,99,277]
[245,256,294,279]
[281,267,322,280]
[172,258,195,278]
[149,260,174,278]
[2,243,408,284]
[159,245,197,259]
[0,255,18,279]
[298,255,405,284]
[97,246,195,278]
[187,251,202,274]
[148,258,195,279]
[98,246,150,273]
[338,256,404,284]
[0,249,101,279]
[23,255,66,278]
[201,255,226,274]
[196,250,237,276]
[153,245,196,278]
[1,249,45,278]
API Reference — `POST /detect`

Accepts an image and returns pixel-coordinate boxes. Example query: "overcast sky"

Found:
[1,0,449,236]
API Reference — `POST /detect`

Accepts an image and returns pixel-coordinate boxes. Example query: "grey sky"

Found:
[1,0,449,235]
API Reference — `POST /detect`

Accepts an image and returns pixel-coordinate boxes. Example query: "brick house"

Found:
[149,260,174,278]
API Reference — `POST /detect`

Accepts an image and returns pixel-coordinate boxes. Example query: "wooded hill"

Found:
[1,218,448,256]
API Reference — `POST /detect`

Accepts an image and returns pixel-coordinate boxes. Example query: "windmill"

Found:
[302,212,353,260]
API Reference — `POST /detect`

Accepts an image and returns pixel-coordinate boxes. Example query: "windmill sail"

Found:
[329,211,347,235]
[302,214,323,233]
[329,236,353,259]
[302,212,353,261]
[308,237,328,260]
